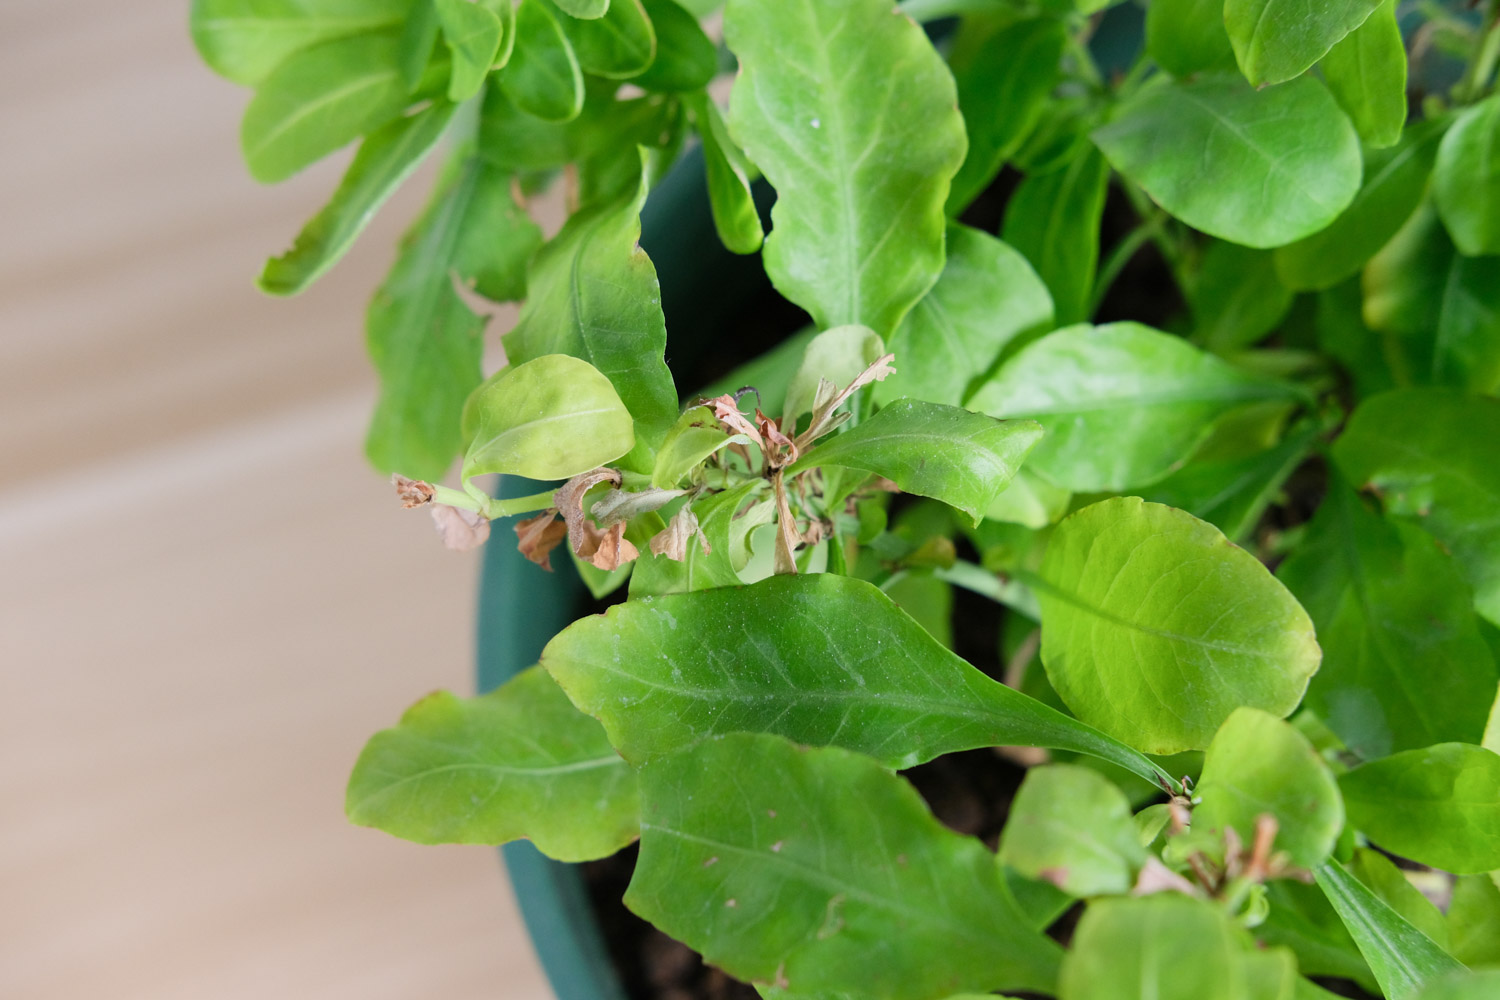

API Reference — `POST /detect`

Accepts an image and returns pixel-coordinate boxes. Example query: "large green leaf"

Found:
[1091,74,1361,249]
[1275,119,1444,292]
[345,666,638,861]
[1277,479,1497,760]
[462,354,635,481]
[1035,497,1321,755]
[1435,95,1500,257]
[241,31,416,183]
[1060,894,1297,1000]
[1001,145,1109,326]
[1361,204,1500,393]
[365,154,487,481]
[788,399,1044,524]
[499,0,584,121]
[1190,239,1293,351]
[877,225,1052,409]
[543,573,1175,786]
[1417,972,1500,1000]
[190,0,414,86]
[1145,0,1236,78]
[1224,0,1382,87]
[689,92,764,255]
[629,480,766,596]
[1194,707,1343,868]
[634,0,716,92]
[553,0,656,78]
[1258,879,1376,990]
[997,764,1146,897]
[1339,743,1500,874]
[946,16,1067,214]
[969,322,1296,492]
[1333,389,1500,624]
[502,157,677,472]
[1349,848,1450,948]
[1315,860,1467,1000]
[627,733,1063,998]
[451,160,544,302]
[1321,0,1406,148]
[259,101,454,295]
[480,76,676,171]
[1447,874,1500,967]
[723,0,967,337]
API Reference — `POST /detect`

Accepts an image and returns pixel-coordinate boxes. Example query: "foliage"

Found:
[193,0,1500,996]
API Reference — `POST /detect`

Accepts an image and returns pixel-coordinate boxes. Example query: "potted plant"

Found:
[191,0,1500,996]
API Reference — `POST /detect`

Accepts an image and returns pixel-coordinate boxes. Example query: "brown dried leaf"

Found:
[757,409,798,466]
[707,394,764,446]
[1132,856,1201,897]
[554,467,623,555]
[649,507,711,562]
[514,510,568,570]
[772,471,800,575]
[798,352,897,448]
[393,474,435,508]
[578,520,639,571]
[430,503,490,551]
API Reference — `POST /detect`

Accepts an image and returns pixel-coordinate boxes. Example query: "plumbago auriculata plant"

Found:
[193,0,1500,995]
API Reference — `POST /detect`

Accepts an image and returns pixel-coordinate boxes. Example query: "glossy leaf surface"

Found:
[191,0,414,86]
[1334,389,1500,624]
[1036,497,1320,754]
[1195,708,1343,868]
[1321,0,1406,148]
[627,733,1063,998]
[1001,146,1109,326]
[997,764,1145,897]
[1277,480,1497,760]
[346,666,637,860]
[1224,0,1382,87]
[462,354,634,481]
[723,0,966,336]
[1435,95,1500,256]
[1092,74,1361,249]
[876,225,1052,409]
[544,573,1172,785]
[1339,743,1500,874]
[260,102,454,295]
[691,92,764,255]
[970,322,1295,492]
[1145,0,1235,78]
[554,0,655,78]
[789,399,1044,524]
[500,0,585,121]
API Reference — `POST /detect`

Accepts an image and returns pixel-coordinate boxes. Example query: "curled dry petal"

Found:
[757,409,798,467]
[577,520,639,571]
[514,510,568,571]
[650,507,711,562]
[554,467,623,555]
[430,504,490,551]
[707,394,764,446]
[798,352,897,448]
[393,474,435,508]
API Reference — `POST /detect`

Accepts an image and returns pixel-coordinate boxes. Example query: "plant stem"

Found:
[1090,213,1164,316]
[433,484,555,520]
[1455,3,1500,104]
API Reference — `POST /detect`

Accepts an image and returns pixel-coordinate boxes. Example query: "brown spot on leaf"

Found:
[430,504,490,551]
[392,474,435,508]
[514,510,567,570]
[650,506,710,562]
[553,468,640,570]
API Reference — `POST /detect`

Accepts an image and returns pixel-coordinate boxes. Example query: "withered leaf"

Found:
[514,510,568,570]
[578,520,640,571]
[649,507,711,562]
[798,352,897,448]
[707,394,764,446]
[430,503,491,551]
[393,474,435,508]
[592,488,688,528]
[555,467,623,555]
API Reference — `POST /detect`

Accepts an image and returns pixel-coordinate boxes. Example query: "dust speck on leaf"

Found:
[703,856,719,867]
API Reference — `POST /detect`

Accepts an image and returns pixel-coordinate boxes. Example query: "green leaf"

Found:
[945,16,1067,214]
[461,354,635,481]
[451,161,544,302]
[629,480,766,595]
[241,31,415,182]
[997,764,1146,897]
[1447,874,1500,967]
[1333,389,1500,624]
[875,225,1053,409]
[1315,859,1467,1000]
[1224,0,1382,87]
[723,0,967,336]
[435,0,503,100]
[783,325,885,427]
[627,733,1063,998]
[1191,240,1293,352]
[984,468,1070,530]
[345,666,638,861]
[1195,708,1343,868]
[969,322,1296,492]
[1321,0,1406,149]
[1091,74,1362,249]
[258,102,453,296]
[651,407,736,489]
[365,154,488,481]
[1339,743,1500,874]
[788,399,1043,525]
[552,0,609,17]
[397,0,441,89]
[553,0,655,78]
[1145,0,1236,78]
[499,0,584,121]
[1275,119,1444,292]
[1435,95,1500,256]
[1349,848,1450,949]
[1060,894,1296,1000]
[689,92,764,254]
[1416,971,1500,1000]
[1142,418,1321,543]
[190,0,414,86]
[634,0,716,92]
[543,573,1175,786]
[1259,879,1377,990]
[1362,203,1500,393]
[1277,479,1497,760]
[483,0,518,67]
[1001,145,1109,326]
[1035,497,1320,755]
[502,157,678,472]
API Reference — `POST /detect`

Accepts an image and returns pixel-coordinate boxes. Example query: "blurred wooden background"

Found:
[0,2,553,997]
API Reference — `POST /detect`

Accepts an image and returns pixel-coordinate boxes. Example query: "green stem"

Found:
[432,484,555,520]
[1090,214,1164,316]
[1118,178,1189,292]
[1454,2,1500,103]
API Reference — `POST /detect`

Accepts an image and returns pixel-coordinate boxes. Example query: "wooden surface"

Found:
[0,3,554,998]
